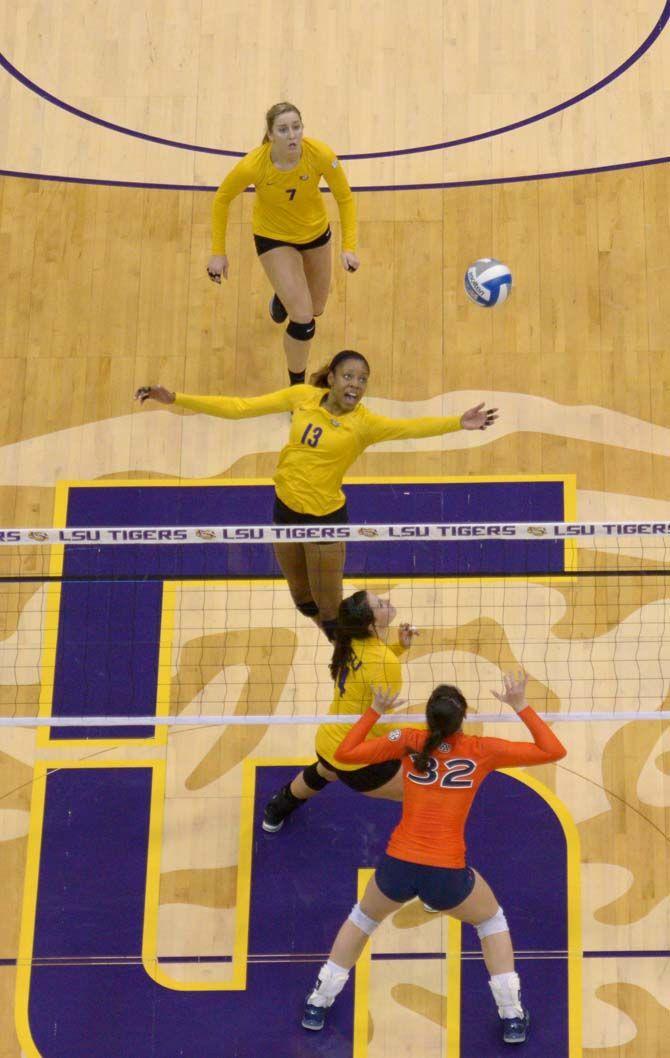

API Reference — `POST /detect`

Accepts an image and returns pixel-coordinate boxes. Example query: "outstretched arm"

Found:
[362,403,498,444]
[134,384,306,419]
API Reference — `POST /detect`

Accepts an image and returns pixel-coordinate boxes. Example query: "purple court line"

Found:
[0,1,668,162]
[2,152,670,193]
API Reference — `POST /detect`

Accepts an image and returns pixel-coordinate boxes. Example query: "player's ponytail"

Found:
[330,591,375,685]
[262,101,303,143]
[310,350,371,388]
[411,685,468,773]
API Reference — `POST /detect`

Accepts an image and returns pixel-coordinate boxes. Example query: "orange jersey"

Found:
[335,706,566,868]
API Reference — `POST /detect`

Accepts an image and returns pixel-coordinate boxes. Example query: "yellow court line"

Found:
[54,473,575,489]
[36,483,69,750]
[53,478,275,488]
[39,483,168,750]
[142,758,252,991]
[500,767,583,1058]
[562,475,578,572]
[348,474,576,486]
[445,917,462,1058]
[15,758,49,1058]
[143,755,316,991]
[15,758,159,1058]
[54,474,576,596]
[36,580,63,750]
[353,869,375,1057]
[15,756,582,1054]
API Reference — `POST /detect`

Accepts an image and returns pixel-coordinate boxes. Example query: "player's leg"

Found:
[360,768,404,801]
[301,237,332,318]
[259,245,315,382]
[303,872,404,1030]
[262,760,338,833]
[447,869,529,1043]
[335,759,404,802]
[303,541,346,641]
[264,753,403,833]
[272,542,321,626]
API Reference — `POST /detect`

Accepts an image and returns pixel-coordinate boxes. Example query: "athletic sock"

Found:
[307,960,350,1008]
[489,971,523,1018]
[288,369,306,386]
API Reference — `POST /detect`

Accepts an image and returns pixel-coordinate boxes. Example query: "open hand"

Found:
[370,686,406,715]
[460,403,499,431]
[398,622,420,649]
[492,669,529,713]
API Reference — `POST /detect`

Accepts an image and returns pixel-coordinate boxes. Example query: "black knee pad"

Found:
[296,599,319,618]
[302,762,330,792]
[286,318,316,341]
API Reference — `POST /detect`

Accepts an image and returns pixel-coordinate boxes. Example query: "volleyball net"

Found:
[1,519,669,731]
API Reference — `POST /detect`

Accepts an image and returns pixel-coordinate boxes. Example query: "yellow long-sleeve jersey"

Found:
[315,636,406,770]
[174,385,462,516]
[211,137,357,254]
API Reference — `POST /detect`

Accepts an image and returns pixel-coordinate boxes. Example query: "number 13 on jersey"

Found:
[300,422,323,447]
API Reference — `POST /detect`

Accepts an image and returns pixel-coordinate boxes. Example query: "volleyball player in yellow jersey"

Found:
[135,350,498,638]
[262,590,419,832]
[206,102,359,385]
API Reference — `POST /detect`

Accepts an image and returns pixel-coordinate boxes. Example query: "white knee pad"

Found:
[348,901,380,936]
[476,906,509,939]
[307,960,350,1007]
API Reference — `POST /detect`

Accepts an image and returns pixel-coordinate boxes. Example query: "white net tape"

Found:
[1,520,670,545]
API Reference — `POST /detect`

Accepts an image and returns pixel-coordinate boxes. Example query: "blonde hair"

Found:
[262,102,303,144]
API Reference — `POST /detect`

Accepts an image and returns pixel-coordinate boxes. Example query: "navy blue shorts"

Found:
[375,853,476,910]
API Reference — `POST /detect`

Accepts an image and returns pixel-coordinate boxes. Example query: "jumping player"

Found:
[206,102,359,384]
[301,671,566,1045]
[135,352,498,639]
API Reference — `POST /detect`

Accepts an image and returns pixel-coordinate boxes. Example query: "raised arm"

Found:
[335,689,412,765]
[485,670,566,767]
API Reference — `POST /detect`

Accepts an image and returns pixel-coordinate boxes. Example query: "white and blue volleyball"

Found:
[464,258,512,307]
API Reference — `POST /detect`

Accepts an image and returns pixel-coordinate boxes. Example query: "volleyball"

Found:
[464,258,512,307]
